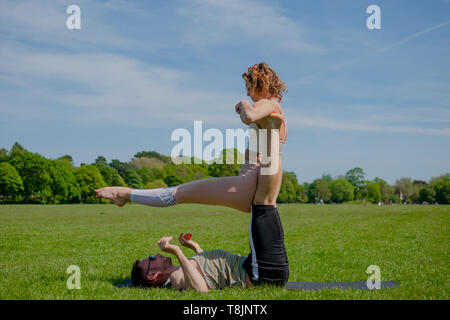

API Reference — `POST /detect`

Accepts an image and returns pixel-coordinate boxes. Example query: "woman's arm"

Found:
[158,236,209,293]
[239,99,275,123]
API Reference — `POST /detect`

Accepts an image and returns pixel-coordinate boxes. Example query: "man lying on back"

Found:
[131,228,289,292]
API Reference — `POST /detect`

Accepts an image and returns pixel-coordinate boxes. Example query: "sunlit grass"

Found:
[0,203,448,299]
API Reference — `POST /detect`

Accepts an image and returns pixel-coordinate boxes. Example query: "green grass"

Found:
[0,204,448,300]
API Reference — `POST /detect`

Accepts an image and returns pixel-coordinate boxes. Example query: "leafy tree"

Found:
[109,159,142,187]
[298,184,307,203]
[123,168,143,189]
[73,165,106,203]
[419,185,435,203]
[278,176,296,203]
[10,142,27,154]
[208,162,240,177]
[316,179,331,202]
[131,157,166,170]
[278,171,303,203]
[346,167,366,196]
[208,149,242,177]
[383,184,400,203]
[9,151,52,203]
[329,179,354,203]
[410,180,427,203]
[164,175,184,187]
[151,167,166,180]
[356,180,369,200]
[144,179,168,189]
[134,150,171,164]
[109,159,131,179]
[57,155,74,171]
[95,163,126,187]
[429,173,450,184]
[192,170,209,180]
[366,182,382,203]
[321,173,332,182]
[395,177,414,202]
[431,175,450,204]
[163,164,189,183]
[47,160,81,203]
[0,162,24,203]
[373,177,389,201]
[58,155,73,164]
[136,167,155,185]
[301,182,310,203]
[95,156,108,166]
[307,178,331,203]
[0,148,9,162]
[355,180,381,203]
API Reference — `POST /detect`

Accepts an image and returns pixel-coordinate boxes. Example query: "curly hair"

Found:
[242,62,287,102]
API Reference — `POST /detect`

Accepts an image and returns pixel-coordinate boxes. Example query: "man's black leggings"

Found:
[243,204,289,286]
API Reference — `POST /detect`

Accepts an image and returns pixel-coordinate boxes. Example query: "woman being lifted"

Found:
[95,62,288,215]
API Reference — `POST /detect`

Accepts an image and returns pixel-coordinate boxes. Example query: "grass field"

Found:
[0,203,448,300]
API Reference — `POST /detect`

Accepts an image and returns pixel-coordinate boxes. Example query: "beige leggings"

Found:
[173,162,260,213]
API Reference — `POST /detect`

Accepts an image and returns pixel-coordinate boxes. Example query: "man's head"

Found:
[131,253,174,288]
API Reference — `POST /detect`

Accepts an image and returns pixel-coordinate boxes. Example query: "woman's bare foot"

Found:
[95,187,133,207]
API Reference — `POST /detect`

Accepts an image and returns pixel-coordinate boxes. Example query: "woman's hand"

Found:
[157,236,179,255]
[235,100,252,125]
[235,102,242,115]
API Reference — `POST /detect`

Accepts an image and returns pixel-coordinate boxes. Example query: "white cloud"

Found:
[288,113,450,136]
[0,0,321,54]
[294,20,450,84]
[176,0,321,53]
[0,43,240,128]
[0,0,159,52]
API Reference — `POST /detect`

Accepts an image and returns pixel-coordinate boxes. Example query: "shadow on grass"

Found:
[109,276,133,288]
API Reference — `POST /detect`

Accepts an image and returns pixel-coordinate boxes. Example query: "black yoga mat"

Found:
[285,280,399,291]
[115,278,399,290]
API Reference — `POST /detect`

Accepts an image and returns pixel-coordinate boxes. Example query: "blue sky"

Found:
[0,0,449,184]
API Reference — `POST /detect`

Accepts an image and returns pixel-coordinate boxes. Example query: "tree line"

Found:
[0,142,448,205]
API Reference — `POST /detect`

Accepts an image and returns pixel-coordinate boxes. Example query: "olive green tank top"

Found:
[190,249,247,289]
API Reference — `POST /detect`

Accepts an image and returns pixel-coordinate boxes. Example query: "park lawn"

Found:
[0,203,448,300]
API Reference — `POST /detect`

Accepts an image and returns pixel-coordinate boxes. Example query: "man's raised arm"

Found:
[158,236,208,293]
[178,233,203,254]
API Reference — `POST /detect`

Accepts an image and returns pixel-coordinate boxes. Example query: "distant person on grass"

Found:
[132,228,288,292]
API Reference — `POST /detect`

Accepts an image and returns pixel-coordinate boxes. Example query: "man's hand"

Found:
[178,233,203,254]
[157,236,179,255]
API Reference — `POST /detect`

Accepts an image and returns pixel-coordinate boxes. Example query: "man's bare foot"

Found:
[95,187,133,207]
